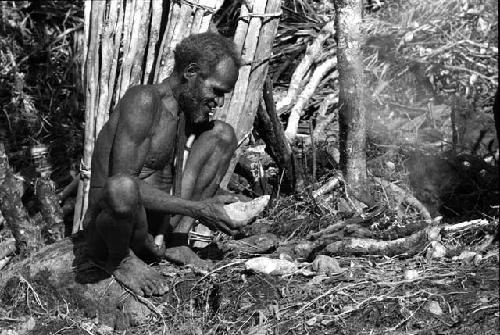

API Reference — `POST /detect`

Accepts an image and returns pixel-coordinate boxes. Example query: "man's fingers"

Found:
[215,195,239,204]
[216,221,234,235]
[200,218,234,235]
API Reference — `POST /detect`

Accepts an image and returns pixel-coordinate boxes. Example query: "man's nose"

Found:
[215,96,224,107]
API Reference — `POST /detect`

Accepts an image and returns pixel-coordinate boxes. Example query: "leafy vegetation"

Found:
[0,1,84,179]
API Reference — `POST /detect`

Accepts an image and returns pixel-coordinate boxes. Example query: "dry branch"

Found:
[276,20,335,114]
[284,61,337,141]
[309,205,386,240]
[312,173,343,199]
[254,76,296,192]
[442,219,491,232]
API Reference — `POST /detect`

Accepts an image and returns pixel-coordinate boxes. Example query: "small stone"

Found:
[245,257,297,276]
[307,274,328,286]
[312,255,342,274]
[452,251,478,264]
[305,316,317,326]
[404,269,419,280]
[96,324,113,335]
[427,301,443,316]
[385,161,396,171]
[294,241,316,259]
[279,253,293,262]
[427,241,447,259]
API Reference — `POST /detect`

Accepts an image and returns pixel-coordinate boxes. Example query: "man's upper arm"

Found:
[110,86,156,176]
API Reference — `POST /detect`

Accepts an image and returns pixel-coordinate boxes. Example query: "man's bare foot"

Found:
[99,252,169,296]
[164,246,214,271]
[135,234,166,262]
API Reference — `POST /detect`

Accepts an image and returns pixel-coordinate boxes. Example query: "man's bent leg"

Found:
[165,122,236,267]
[88,174,168,296]
[174,121,237,233]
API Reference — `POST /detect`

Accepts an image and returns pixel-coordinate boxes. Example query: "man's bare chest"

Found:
[142,114,178,172]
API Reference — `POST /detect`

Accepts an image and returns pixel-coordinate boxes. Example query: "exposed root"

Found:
[325,226,441,257]
[374,177,432,221]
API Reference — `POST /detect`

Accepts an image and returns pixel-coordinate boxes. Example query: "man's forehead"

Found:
[208,57,239,89]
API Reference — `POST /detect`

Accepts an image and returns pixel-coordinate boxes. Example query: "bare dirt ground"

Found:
[1,214,498,335]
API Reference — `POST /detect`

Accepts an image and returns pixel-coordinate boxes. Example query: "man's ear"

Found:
[184,63,200,79]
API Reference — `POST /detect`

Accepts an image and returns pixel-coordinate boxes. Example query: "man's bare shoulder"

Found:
[120,85,159,111]
[112,85,165,136]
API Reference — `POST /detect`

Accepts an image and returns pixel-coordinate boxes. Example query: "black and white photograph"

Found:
[0,0,498,333]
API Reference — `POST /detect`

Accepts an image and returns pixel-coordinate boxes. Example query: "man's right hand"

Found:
[196,195,241,235]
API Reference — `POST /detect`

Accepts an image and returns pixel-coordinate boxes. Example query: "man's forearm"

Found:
[137,179,202,218]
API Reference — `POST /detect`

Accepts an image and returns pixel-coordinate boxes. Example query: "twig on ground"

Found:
[312,173,343,198]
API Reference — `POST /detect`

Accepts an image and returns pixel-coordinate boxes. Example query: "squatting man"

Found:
[83,32,251,296]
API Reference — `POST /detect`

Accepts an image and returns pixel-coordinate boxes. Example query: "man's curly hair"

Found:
[173,32,241,78]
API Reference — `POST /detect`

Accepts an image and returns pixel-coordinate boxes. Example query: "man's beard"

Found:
[178,87,210,127]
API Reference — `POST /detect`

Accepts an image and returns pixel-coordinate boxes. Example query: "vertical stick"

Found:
[143,0,163,84]
[116,0,136,99]
[107,0,125,109]
[309,118,316,182]
[73,0,104,233]
[153,1,180,83]
[130,0,152,86]
[95,0,117,136]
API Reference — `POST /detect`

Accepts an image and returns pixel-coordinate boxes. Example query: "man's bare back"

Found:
[83,32,242,296]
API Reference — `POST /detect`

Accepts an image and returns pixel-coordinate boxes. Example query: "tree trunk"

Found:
[73,0,225,233]
[334,0,367,196]
[254,76,296,193]
[214,0,282,188]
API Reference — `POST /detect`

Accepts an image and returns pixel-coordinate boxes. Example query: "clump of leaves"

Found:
[0,1,84,178]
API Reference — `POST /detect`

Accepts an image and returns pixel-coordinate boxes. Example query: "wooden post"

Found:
[214,0,283,188]
[73,0,225,233]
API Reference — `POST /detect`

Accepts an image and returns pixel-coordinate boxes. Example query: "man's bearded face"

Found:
[178,77,210,126]
[178,57,239,126]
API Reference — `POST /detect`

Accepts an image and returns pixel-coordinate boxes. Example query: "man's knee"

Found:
[212,121,237,149]
[104,174,140,216]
